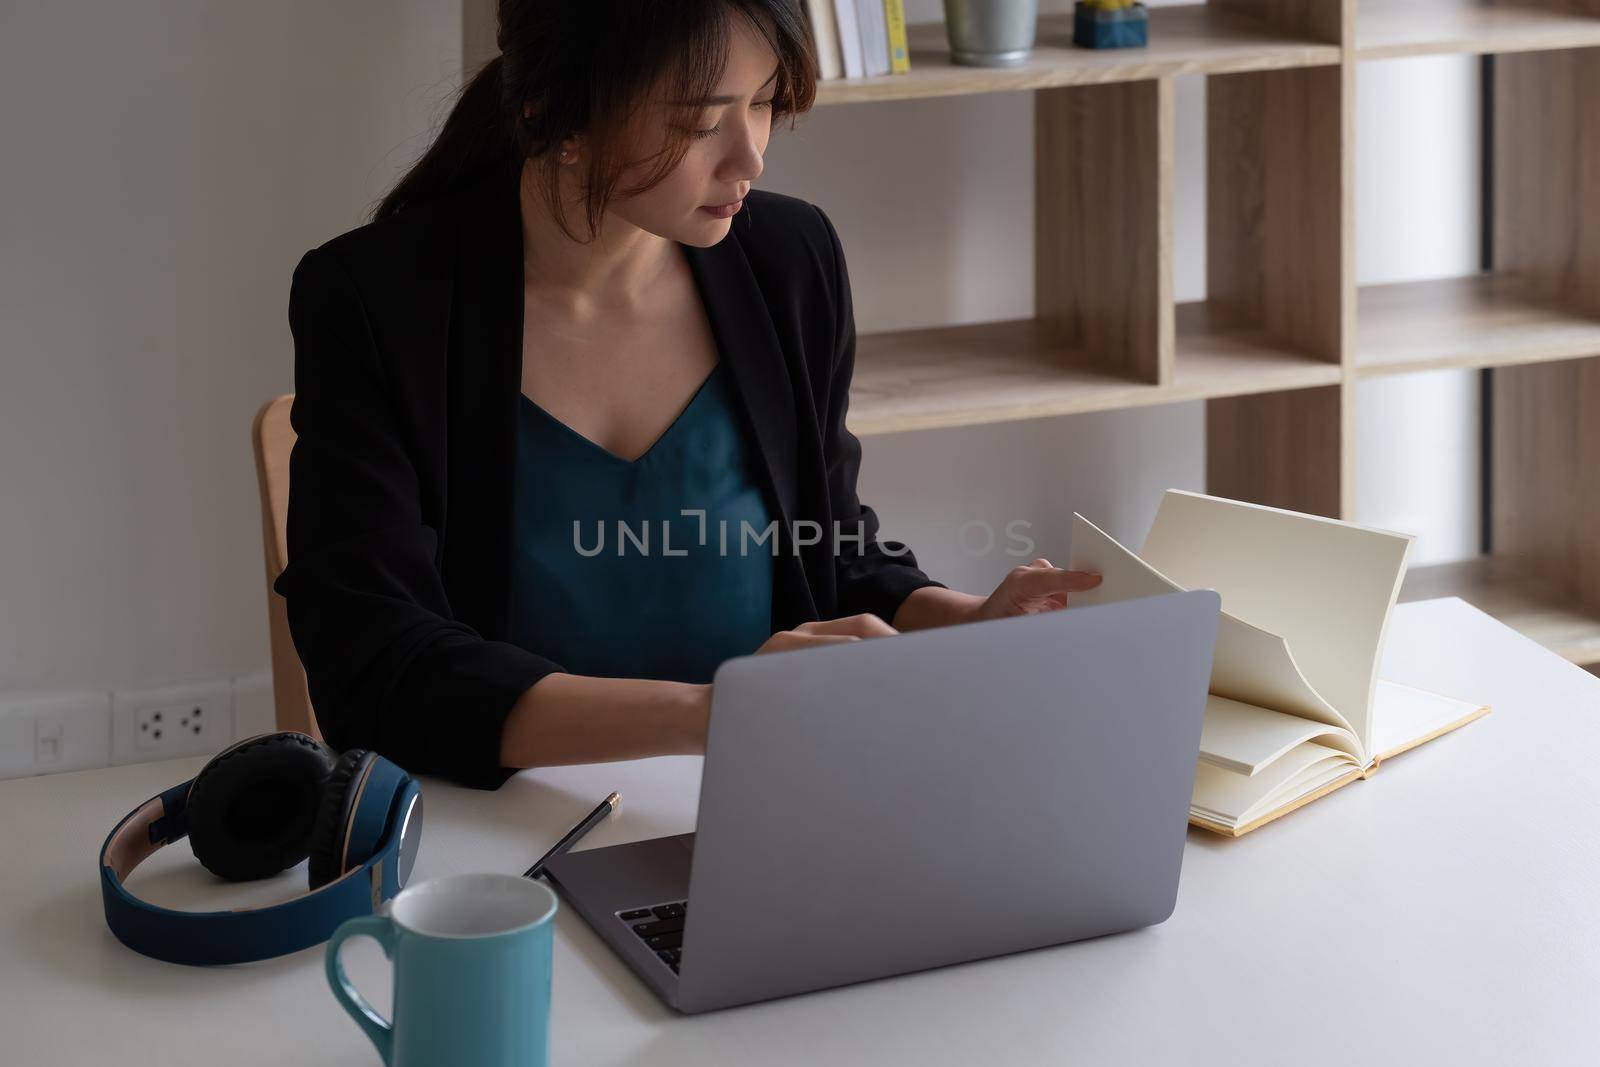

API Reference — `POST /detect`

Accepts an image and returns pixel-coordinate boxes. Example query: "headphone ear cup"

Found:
[186,732,336,881]
[307,749,375,890]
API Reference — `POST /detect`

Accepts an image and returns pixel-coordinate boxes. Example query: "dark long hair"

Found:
[374,1,818,241]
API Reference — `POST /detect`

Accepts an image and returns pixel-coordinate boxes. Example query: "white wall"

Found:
[0,2,1483,766]
[0,1,461,695]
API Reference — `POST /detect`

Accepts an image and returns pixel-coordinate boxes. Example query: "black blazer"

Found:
[273,160,945,790]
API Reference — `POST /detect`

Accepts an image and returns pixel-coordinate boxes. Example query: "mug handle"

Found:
[325,914,399,1065]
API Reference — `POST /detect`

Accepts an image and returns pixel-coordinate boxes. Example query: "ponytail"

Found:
[373,55,515,221]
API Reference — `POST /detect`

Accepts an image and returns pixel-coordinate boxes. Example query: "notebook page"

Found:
[1201,694,1361,775]
[1068,513,1356,739]
[1369,678,1490,762]
[1139,490,1413,755]
[1191,740,1358,828]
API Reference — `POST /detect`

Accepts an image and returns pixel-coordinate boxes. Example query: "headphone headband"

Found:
[99,768,422,965]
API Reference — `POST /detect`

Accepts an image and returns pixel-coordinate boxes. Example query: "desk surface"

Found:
[2,597,1598,1066]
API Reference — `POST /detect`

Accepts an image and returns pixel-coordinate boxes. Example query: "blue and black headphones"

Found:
[98,731,423,965]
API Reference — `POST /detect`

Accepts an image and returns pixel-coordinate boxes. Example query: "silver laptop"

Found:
[543,588,1220,1014]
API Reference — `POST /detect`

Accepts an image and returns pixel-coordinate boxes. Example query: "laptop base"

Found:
[543,833,695,1011]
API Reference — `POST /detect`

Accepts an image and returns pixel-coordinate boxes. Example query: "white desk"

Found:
[2,597,1598,1066]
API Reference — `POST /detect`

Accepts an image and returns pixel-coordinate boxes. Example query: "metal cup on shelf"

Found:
[943,0,1039,67]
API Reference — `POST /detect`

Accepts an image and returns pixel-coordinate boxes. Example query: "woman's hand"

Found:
[892,561,1105,632]
[754,613,899,655]
[972,558,1102,622]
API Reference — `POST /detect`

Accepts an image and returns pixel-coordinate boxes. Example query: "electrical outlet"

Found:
[0,690,112,780]
[36,719,64,765]
[112,681,233,765]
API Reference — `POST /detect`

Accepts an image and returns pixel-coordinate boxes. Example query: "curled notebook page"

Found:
[1138,490,1414,756]
[1067,512,1360,762]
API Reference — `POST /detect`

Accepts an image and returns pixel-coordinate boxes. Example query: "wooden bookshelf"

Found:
[1357,0,1600,60]
[846,308,1342,436]
[813,6,1339,106]
[1357,274,1600,376]
[802,1,1600,666]
[1174,304,1346,395]
[848,321,1160,435]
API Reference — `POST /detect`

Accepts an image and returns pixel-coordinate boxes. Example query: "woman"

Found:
[274,0,1101,791]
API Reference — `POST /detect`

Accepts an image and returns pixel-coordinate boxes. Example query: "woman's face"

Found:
[610,19,778,247]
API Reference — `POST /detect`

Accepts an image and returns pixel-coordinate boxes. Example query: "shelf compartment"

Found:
[1198,357,1346,521]
[844,312,1342,437]
[1036,78,1169,388]
[1200,60,1349,519]
[814,6,1340,107]
[1356,274,1600,376]
[1357,0,1600,61]
[845,318,1162,435]
[1206,64,1345,366]
[1400,555,1600,666]
[1175,301,1344,397]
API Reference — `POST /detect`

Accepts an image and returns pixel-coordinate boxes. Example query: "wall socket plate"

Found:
[0,690,112,780]
[111,680,234,765]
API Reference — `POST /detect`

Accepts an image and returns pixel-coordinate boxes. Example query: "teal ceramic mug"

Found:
[325,872,557,1066]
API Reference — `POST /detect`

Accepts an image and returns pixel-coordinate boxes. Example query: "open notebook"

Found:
[1067,489,1490,837]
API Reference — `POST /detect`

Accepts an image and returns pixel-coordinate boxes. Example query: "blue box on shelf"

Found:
[1072,2,1149,49]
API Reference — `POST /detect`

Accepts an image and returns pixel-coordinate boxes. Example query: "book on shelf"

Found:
[884,0,910,73]
[853,0,892,76]
[805,0,844,80]
[1066,489,1491,837]
[807,0,911,79]
[829,0,864,78]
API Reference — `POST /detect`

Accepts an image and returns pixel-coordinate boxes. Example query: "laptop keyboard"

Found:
[617,900,688,974]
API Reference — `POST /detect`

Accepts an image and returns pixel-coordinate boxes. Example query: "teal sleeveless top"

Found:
[509,360,776,684]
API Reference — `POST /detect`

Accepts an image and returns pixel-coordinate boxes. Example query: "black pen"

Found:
[522,792,620,879]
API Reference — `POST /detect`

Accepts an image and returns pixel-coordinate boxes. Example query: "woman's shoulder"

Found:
[734,189,839,258]
[286,174,490,341]
[730,189,847,302]
[293,191,464,293]
[736,187,827,232]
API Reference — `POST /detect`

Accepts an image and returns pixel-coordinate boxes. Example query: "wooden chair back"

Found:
[251,395,321,741]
